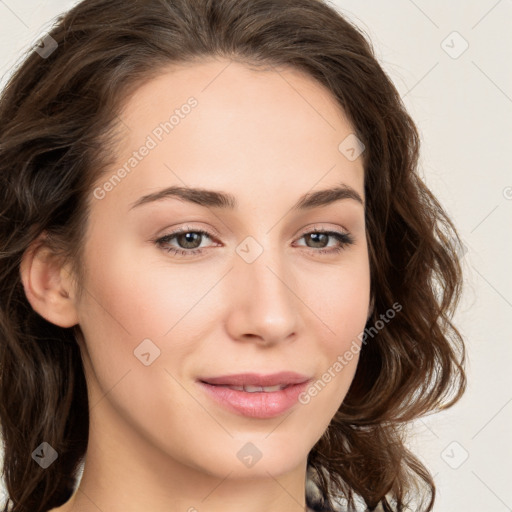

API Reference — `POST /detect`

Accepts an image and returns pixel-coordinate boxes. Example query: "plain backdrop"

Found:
[0,1,511,511]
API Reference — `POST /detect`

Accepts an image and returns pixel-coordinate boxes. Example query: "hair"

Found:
[0,0,466,511]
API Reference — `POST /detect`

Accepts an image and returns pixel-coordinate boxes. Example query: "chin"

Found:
[186,433,309,478]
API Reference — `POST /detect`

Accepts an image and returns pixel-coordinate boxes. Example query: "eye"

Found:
[154,226,216,257]
[294,227,355,255]
[153,225,355,257]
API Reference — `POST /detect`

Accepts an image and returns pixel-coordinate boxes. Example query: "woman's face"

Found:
[73,59,370,481]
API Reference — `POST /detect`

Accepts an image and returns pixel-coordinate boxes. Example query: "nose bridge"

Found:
[228,233,300,342]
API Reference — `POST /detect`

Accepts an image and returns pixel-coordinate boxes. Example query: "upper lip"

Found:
[199,371,311,387]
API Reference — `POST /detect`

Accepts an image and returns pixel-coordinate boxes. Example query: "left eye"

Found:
[154,228,215,256]
[296,230,354,253]
[154,227,354,257]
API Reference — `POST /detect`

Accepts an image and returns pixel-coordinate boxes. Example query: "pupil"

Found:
[179,232,201,249]
[308,233,327,248]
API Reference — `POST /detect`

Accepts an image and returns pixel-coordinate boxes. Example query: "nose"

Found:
[224,243,302,346]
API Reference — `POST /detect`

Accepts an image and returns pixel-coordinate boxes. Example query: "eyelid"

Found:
[153,225,218,247]
[153,222,354,258]
[155,222,352,243]
[301,223,352,236]
[156,223,221,240]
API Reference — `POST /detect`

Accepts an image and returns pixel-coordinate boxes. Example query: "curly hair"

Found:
[0,0,466,511]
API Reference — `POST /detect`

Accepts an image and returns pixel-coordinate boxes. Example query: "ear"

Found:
[19,233,79,328]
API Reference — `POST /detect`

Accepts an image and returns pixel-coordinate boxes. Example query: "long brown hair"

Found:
[0,0,466,510]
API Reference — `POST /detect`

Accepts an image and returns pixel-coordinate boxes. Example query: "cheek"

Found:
[74,245,204,442]
[73,243,173,395]
[297,259,369,409]
[298,326,363,423]
[299,254,370,342]
[75,236,217,406]
[78,239,195,342]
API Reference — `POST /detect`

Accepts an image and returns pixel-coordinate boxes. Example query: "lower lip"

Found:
[198,380,311,419]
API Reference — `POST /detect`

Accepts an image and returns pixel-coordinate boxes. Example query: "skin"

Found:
[21,58,371,512]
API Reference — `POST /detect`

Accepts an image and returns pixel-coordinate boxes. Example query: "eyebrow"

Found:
[128,183,364,212]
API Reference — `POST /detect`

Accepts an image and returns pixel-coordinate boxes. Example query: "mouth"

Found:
[197,371,312,419]
[198,371,311,388]
[203,383,290,392]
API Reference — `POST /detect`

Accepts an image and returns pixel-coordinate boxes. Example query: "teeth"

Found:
[226,384,286,392]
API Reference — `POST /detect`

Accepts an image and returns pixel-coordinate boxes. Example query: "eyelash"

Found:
[153,226,355,258]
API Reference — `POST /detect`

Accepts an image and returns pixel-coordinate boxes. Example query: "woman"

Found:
[0,0,466,511]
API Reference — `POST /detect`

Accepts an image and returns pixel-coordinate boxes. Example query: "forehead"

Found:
[93,59,365,215]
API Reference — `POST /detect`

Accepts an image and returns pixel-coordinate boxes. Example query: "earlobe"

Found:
[19,234,79,328]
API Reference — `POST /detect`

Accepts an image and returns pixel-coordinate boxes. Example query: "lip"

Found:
[199,371,311,387]
[197,372,312,419]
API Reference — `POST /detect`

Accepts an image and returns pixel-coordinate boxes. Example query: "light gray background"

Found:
[0,1,511,511]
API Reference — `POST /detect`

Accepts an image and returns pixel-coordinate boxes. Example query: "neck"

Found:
[56,401,313,512]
